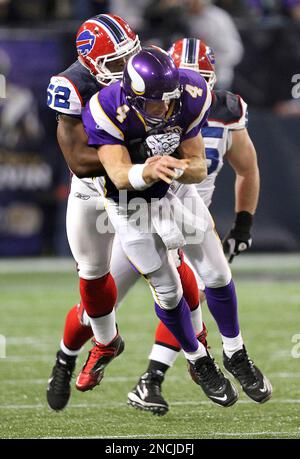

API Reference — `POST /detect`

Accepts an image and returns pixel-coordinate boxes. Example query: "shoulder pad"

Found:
[209,90,248,130]
[88,89,125,141]
[59,61,101,106]
[179,69,212,134]
[47,61,101,116]
[47,75,83,116]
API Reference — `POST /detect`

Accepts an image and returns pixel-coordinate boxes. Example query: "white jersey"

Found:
[196,90,248,207]
[47,60,102,186]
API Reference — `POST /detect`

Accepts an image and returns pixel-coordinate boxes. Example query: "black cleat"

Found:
[47,351,76,411]
[188,352,238,407]
[127,370,169,416]
[223,346,272,403]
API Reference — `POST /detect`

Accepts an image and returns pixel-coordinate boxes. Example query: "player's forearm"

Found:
[235,167,260,214]
[66,147,106,178]
[177,156,207,184]
[57,116,105,178]
[106,164,135,190]
[177,134,207,183]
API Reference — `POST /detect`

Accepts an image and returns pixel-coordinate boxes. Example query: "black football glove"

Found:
[222,211,253,263]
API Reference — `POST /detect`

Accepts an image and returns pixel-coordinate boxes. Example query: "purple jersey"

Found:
[82,69,211,201]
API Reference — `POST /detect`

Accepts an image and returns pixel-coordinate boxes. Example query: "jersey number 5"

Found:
[205,147,220,174]
[47,84,71,109]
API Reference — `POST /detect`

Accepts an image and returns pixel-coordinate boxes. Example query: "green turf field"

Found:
[0,256,300,439]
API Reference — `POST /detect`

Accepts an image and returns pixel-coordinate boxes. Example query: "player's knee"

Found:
[154,282,183,310]
[204,269,232,289]
[77,262,110,280]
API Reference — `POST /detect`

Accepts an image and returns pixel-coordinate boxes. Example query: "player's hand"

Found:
[144,156,190,184]
[145,155,162,165]
[145,156,184,179]
[145,132,181,157]
[222,211,253,263]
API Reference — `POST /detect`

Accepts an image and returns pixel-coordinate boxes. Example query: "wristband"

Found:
[234,211,253,233]
[128,164,150,191]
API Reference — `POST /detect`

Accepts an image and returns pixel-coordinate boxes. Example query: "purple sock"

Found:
[155,297,199,352]
[205,279,240,338]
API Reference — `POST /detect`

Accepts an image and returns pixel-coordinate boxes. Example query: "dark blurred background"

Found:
[0,0,299,256]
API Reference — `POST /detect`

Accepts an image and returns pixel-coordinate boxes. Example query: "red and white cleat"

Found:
[76,334,125,392]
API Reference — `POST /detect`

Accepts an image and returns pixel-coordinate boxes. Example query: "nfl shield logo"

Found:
[76,30,96,57]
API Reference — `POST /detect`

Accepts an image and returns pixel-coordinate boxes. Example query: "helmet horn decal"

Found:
[127,57,145,95]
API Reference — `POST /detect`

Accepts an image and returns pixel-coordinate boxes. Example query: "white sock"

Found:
[88,309,117,345]
[81,310,91,327]
[183,342,207,362]
[222,332,244,358]
[60,339,82,357]
[148,344,179,367]
[190,305,203,335]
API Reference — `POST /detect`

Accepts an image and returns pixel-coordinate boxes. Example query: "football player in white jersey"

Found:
[46,14,143,411]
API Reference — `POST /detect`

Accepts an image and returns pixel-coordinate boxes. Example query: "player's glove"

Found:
[145,132,181,157]
[222,211,253,263]
[127,133,180,163]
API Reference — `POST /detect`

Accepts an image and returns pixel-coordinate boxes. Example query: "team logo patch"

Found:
[76,30,96,57]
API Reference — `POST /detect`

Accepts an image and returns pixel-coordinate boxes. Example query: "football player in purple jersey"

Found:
[46,17,207,412]
[78,46,240,407]
[126,39,271,415]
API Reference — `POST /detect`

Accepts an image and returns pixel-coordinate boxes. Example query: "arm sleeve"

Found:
[47,76,83,116]
[181,85,212,142]
[228,96,248,130]
[82,93,125,147]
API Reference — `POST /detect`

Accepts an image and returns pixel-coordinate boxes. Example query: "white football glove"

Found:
[145,132,181,157]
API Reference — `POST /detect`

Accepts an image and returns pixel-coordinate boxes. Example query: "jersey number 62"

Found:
[47,84,71,109]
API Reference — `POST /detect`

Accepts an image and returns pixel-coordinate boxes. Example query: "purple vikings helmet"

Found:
[122,47,182,128]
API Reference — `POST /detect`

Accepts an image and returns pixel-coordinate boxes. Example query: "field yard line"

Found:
[3,356,61,362]
[269,372,300,378]
[1,399,300,409]
[1,254,300,274]
[2,372,300,385]
[0,258,75,273]
[6,337,44,344]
